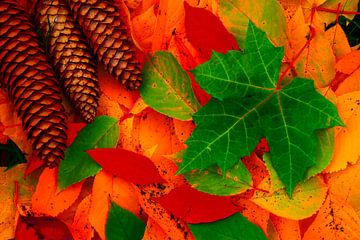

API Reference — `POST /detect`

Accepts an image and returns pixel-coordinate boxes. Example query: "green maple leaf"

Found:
[178,22,344,195]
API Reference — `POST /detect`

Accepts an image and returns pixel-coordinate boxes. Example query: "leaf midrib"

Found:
[180,91,276,173]
[149,59,199,113]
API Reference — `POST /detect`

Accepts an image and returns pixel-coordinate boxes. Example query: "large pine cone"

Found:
[0,0,67,167]
[36,0,100,123]
[67,0,142,90]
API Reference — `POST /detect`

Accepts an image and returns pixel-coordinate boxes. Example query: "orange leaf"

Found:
[328,157,360,216]
[89,170,140,239]
[335,50,360,75]
[70,195,93,240]
[142,218,168,240]
[270,215,301,240]
[235,199,270,234]
[336,68,360,96]
[138,191,194,240]
[285,6,335,88]
[325,24,351,59]
[151,0,185,52]
[31,168,83,217]
[325,91,360,172]
[303,194,360,240]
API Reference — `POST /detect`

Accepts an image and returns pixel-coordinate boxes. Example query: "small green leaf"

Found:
[185,161,252,196]
[140,51,201,120]
[106,202,145,240]
[189,213,267,240]
[58,116,119,189]
[179,22,344,196]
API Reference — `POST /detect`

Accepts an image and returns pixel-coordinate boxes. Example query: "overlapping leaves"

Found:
[178,22,344,195]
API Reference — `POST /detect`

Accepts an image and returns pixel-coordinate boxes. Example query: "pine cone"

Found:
[0,0,67,167]
[67,0,142,90]
[36,0,100,123]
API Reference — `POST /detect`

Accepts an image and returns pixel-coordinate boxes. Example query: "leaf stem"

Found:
[316,6,360,15]
[277,26,316,89]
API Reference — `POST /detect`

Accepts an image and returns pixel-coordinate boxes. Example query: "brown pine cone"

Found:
[36,0,100,123]
[0,0,67,167]
[67,0,142,90]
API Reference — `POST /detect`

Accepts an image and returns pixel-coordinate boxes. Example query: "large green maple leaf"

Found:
[178,22,344,195]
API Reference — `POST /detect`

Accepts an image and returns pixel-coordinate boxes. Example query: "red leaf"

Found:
[87,148,166,185]
[66,123,87,146]
[184,2,238,61]
[154,184,238,224]
[15,216,74,240]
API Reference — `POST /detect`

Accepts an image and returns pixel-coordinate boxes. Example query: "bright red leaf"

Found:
[154,184,238,224]
[184,2,238,61]
[87,148,166,185]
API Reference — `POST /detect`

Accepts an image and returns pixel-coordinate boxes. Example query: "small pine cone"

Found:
[0,1,67,167]
[68,0,142,90]
[36,0,100,123]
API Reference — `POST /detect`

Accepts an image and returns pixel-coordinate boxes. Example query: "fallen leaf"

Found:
[59,116,120,189]
[105,202,145,240]
[184,2,238,61]
[87,148,166,185]
[188,213,267,240]
[251,176,328,220]
[31,168,83,217]
[326,91,360,172]
[70,195,93,240]
[15,216,74,240]
[303,193,360,240]
[154,184,238,223]
[140,51,200,120]
[270,215,301,240]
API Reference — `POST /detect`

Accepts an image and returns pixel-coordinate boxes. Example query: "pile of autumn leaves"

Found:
[1,0,360,239]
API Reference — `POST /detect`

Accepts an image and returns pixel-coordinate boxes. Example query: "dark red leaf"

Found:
[87,148,166,185]
[154,184,238,224]
[184,2,238,61]
[15,216,74,240]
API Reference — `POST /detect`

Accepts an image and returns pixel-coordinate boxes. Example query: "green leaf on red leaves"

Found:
[178,22,344,195]
[188,213,267,240]
[106,202,145,240]
[58,116,119,189]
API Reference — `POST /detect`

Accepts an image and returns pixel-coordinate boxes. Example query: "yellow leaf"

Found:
[251,176,328,220]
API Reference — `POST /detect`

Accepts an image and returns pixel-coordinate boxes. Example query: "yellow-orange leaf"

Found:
[326,91,360,172]
[303,194,360,240]
[328,157,360,216]
[325,24,351,59]
[285,6,335,88]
